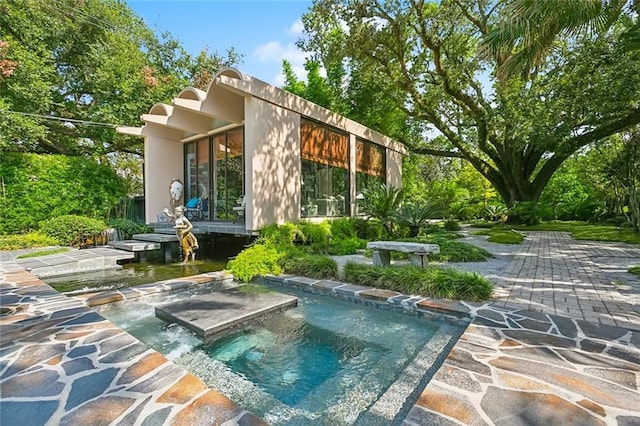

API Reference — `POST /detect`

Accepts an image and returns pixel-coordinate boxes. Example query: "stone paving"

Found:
[0,262,265,426]
[2,232,640,425]
[490,232,640,331]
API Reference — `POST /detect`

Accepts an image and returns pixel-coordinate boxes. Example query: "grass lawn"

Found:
[497,221,640,244]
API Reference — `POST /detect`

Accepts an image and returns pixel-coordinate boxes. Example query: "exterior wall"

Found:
[244,97,301,231]
[348,134,357,216]
[144,136,183,223]
[386,149,403,189]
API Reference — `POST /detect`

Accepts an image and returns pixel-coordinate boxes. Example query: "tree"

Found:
[298,0,640,211]
[0,0,239,157]
[483,0,640,77]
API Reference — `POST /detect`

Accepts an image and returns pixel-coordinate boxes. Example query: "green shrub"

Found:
[227,242,283,282]
[443,220,461,231]
[109,218,153,240]
[330,218,358,239]
[407,236,492,262]
[39,215,107,246]
[352,218,385,240]
[298,221,332,244]
[0,153,128,234]
[328,237,367,255]
[279,253,338,279]
[343,262,493,301]
[0,232,59,250]
[629,266,640,277]
[260,223,304,246]
[507,201,541,225]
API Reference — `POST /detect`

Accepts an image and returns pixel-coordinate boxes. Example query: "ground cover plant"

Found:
[0,232,58,251]
[16,248,70,259]
[343,262,493,301]
[472,229,525,244]
[629,266,640,277]
[504,221,640,244]
[39,215,107,247]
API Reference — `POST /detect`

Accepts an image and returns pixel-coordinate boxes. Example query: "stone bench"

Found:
[366,241,440,268]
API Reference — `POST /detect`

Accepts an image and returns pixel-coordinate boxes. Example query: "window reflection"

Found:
[300,119,349,217]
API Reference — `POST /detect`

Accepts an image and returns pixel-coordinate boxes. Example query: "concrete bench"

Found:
[366,241,440,268]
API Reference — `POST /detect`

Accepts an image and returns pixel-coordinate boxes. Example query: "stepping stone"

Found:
[155,288,298,343]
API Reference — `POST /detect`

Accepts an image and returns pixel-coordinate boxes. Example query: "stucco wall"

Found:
[386,149,403,189]
[244,97,301,231]
[144,136,183,223]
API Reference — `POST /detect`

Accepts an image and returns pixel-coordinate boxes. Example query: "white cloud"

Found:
[251,18,314,86]
[289,19,304,36]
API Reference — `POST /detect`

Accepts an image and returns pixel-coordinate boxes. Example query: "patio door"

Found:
[185,138,210,219]
[212,128,243,221]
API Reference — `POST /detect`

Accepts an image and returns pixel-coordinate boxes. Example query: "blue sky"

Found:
[127,1,313,86]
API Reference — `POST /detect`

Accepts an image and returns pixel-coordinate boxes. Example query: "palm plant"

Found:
[357,183,404,237]
[483,0,637,77]
[397,203,441,237]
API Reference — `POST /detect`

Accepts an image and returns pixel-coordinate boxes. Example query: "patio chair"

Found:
[185,197,202,220]
[233,195,246,223]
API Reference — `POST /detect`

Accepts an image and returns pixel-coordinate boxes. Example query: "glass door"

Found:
[213,128,244,221]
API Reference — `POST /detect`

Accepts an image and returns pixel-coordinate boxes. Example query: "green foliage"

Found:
[485,205,508,222]
[260,223,305,246]
[357,183,404,236]
[16,247,70,259]
[473,229,524,244]
[507,202,541,225]
[629,266,640,277]
[300,0,640,209]
[328,237,367,255]
[109,218,153,240]
[506,221,640,244]
[407,234,493,262]
[0,153,128,234]
[0,232,58,250]
[397,203,439,237]
[39,215,106,247]
[343,263,493,301]
[330,217,358,239]
[0,0,239,156]
[226,242,283,283]
[443,220,461,231]
[279,252,338,279]
[298,221,332,244]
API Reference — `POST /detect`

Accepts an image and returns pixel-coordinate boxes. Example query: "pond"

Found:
[44,235,246,294]
[97,282,465,425]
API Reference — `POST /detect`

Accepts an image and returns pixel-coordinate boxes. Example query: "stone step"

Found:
[109,240,161,252]
[132,233,179,243]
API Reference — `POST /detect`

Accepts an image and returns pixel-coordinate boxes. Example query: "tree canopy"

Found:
[0,0,240,156]
[296,0,640,208]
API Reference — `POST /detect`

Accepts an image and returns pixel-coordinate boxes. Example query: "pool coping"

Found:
[2,266,640,425]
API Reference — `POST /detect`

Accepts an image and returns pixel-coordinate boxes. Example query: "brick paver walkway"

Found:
[491,231,640,331]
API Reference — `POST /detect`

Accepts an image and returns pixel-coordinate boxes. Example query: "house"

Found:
[118,68,407,234]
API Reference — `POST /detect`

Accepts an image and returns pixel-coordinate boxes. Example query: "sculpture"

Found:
[169,178,184,210]
[163,205,199,262]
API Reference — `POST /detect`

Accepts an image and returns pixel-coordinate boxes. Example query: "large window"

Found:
[185,137,210,219]
[301,119,349,217]
[355,138,386,196]
[184,128,243,221]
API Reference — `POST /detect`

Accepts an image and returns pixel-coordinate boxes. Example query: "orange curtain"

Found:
[301,120,348,169]
[356,139,384,177]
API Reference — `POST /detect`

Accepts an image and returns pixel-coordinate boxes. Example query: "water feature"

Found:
[97,283,465,425]
[44,234,246,294]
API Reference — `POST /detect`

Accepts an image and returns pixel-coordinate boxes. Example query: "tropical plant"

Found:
[483,0,639,77]
[357,183,404,236]
[485,205,508,222]
[397,202,439,237]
